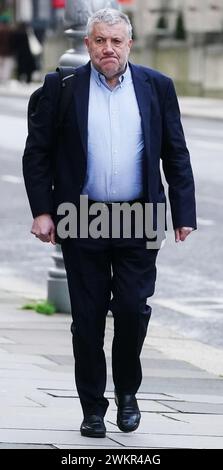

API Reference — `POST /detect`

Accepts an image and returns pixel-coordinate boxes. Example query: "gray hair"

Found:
[86,8,132,39]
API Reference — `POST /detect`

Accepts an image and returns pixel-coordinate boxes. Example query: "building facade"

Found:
[2,1,223,36]
[123,0,223,38]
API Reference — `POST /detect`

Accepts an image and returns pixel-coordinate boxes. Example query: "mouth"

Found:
[101,57,118,63]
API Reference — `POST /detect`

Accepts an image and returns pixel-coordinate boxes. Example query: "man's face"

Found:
[85,22,132,79]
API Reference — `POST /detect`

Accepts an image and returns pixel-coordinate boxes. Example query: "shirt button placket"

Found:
[110,93,120,198]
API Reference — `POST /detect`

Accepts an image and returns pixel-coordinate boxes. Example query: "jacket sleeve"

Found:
[161,79,197,230]
[22,73,60,218]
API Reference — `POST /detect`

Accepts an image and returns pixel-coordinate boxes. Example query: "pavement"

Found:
[0,286,223,450]
[0,79,223,450]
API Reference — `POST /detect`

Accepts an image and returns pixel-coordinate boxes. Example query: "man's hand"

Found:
[175,227,193,243]
[31,214,56,245]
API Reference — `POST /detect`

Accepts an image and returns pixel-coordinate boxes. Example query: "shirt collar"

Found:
[91,62,131,90]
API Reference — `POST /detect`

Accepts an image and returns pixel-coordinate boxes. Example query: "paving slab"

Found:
[139,376,223,395]
[1,345,73,355]
[0,395,43,408]
[0,329,70,344]
[0,429,123,447]
[106,432,223,449]
[159,400,223,414]
[0,408,83,430]
[0,367,71,380]
[0,444,55,449]
[0,352,58,366]
[139,367,212,379]
[0,364,43,372]
[0,321,71,330]
[140,358,204,371]
[0,348,8,354]
[0,337,15,344]
[171,393,223,404]
[55,445,124,449]
[167,413,223,430]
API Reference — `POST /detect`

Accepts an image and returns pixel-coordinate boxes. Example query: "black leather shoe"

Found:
[80,415,106,438]
[115,392,141,433]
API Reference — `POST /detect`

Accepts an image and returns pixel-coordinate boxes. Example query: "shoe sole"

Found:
[81,429,106,438]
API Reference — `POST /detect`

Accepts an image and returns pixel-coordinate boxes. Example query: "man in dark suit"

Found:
[23,8,196,438]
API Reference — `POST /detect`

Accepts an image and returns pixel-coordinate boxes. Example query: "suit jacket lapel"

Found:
[129,62,152,160]
[72,62,91,158]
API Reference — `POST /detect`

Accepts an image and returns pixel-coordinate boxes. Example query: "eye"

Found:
[95,38,103,44]
[114,39,121,45]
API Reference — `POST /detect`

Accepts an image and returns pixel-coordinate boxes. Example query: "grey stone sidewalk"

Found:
[0,288,223,449]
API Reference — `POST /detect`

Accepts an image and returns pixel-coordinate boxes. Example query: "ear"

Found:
[84,36,89,49]
[128,39,133,50]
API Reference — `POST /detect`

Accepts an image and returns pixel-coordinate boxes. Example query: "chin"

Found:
[103,69,117,77]
[102,66,119,77]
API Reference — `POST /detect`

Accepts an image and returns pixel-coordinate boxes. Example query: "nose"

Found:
[102,40,114,54]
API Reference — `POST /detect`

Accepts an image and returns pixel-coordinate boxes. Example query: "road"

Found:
[0,95,223,348]
[0,95,53,298]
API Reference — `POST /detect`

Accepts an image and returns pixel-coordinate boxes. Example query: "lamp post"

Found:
[47,0,120,313]
[60,0,120,65]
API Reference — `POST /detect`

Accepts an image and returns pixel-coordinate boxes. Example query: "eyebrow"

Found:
[95,35,124,40]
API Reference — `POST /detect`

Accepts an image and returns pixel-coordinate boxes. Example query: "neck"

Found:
[105,76,120,89]
[92,62,127,89]
[104,64,127,89]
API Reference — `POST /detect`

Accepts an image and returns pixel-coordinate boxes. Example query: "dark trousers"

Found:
[61,210,159,418]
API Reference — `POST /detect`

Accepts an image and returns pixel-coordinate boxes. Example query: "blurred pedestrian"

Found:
[13,22,36,84]
[0,19,14,83]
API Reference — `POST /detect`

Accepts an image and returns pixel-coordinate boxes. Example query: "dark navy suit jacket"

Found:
[23,61,196,231]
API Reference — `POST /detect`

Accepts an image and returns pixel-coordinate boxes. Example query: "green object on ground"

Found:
[22,301,56,315]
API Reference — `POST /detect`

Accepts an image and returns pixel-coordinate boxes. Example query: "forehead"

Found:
[90,21,129,39]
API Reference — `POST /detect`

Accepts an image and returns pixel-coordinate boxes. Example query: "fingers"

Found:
[31,230,51,243]
[31,231,56,244]
[180,228,192,241]
[31,215,56,244]
[175,227,193,242]
[50,228,56,245]
[39,234,51,243]
[32,229,56,244]
[175,229,180,243]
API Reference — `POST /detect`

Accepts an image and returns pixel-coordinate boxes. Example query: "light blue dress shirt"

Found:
[82,64,144,202]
